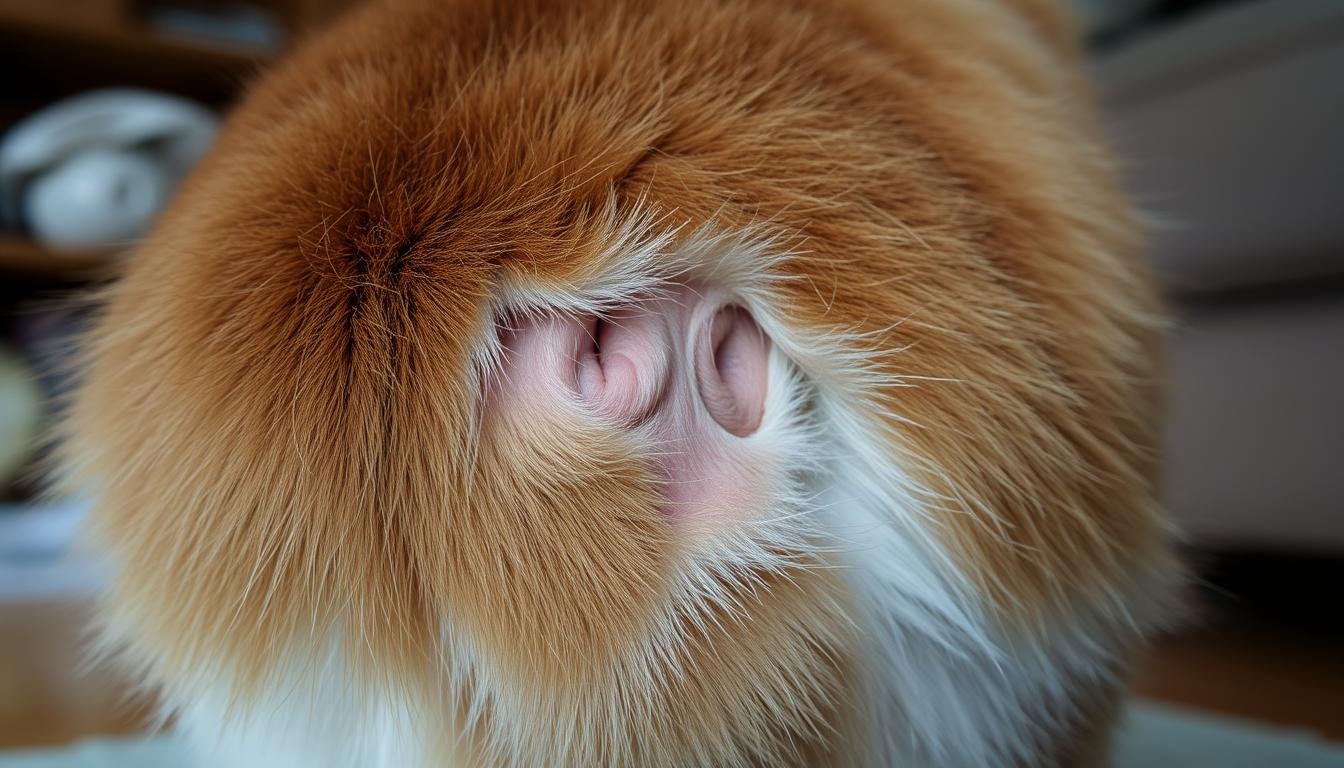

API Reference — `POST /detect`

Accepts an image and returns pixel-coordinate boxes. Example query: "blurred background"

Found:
[0,0,1340,762]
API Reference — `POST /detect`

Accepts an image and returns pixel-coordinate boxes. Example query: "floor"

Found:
[1135,625,1344,741]
[1132,549,1344,742]
[0,601,152,749]
[2,551,1341,750]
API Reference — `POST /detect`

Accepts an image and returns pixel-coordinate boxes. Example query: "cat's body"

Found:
[65,0,1176,765]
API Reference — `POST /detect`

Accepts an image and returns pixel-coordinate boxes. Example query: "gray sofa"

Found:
[1094,0,1344,550]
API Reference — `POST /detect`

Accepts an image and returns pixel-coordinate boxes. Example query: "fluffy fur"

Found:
[63,0,1177,765]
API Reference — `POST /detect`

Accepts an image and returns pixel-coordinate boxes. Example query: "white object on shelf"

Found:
[23,148,172,252]
[0,88,217,251]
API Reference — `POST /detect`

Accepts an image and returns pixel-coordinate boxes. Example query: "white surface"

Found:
[1,702,1341,767]
[1113,703,1344,768]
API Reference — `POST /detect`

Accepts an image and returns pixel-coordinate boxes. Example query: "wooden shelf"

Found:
[0,6,275,69]
[0,234,114,279]
[0,6,278,106]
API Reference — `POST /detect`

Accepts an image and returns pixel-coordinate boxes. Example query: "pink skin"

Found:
[494,285,771,526]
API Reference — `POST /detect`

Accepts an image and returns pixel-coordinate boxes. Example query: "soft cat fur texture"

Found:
[63,0,1177,765]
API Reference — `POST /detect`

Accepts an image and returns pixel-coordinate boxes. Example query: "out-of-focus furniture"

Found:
[1094,0,1344,550]
[0,601,153,749]
[0,0,356,276]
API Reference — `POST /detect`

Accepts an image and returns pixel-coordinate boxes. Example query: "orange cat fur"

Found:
[64,0,1176,765]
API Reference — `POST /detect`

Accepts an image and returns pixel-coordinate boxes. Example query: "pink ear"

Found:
[580,310,670,428]
[491,287,773,525]
[696,306,769,437]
